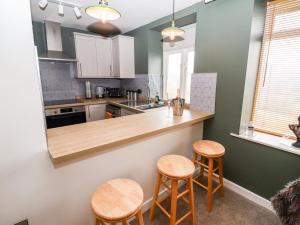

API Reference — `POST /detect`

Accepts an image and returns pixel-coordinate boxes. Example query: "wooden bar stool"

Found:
[192,140,225,212]
[150,155,196,225]
[91,179,144,225]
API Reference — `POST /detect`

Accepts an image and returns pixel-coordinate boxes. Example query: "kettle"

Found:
[96,86,105,98]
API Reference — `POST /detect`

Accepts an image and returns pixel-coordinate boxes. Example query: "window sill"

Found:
[230,131,300,156]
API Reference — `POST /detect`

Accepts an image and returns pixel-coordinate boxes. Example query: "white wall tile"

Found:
[190,73,217,114]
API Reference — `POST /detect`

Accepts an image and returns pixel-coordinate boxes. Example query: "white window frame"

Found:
[163,47,195,102]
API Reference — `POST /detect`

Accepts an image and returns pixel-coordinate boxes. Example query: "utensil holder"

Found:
[172,98,185,116]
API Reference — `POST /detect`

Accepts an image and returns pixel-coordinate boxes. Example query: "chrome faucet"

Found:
[147,84,151,102]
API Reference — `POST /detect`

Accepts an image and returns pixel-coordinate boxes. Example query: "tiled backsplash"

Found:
[39,61,120,101]
[190,73,217,114]
[121,74,162,98]
[39,61,162,101]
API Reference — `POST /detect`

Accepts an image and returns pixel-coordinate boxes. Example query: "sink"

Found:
[119,100,165,110]
[137,103,164,110]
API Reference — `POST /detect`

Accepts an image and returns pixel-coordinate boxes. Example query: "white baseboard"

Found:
[223,178,274,213]
[139,175,275,216]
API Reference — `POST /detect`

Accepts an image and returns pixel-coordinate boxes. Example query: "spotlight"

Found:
[73,7,82,19]
[204,0,216,4]
[58,2,64,16]
[38,0,48,9]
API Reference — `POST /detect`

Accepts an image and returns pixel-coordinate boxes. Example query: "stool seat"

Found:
[157,155,195,179]
[193,140,225,158]
[91,179,143,222]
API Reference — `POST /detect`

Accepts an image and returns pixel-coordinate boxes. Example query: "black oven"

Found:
[45,106,86,129]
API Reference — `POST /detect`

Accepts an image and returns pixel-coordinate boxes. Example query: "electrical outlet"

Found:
[15,219,29,225]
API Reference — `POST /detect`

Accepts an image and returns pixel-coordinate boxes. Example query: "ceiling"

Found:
[30,0,203,33]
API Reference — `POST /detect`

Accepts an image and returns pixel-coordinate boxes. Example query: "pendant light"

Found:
[86,0,121,24]
[161,0,185,41]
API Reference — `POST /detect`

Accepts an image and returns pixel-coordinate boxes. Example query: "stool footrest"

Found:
[193,179,222,195]
[213,167,219,173]
[212,184,222,194]
[193,179,208,190]
[195,161,209,169]
[182,196,190,204]
[175,211,192,225]
[161,181,171,191]
[155,200,171,218]
[177,189,190,199]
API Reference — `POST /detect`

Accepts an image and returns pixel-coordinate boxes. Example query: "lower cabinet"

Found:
[85,104,106,122]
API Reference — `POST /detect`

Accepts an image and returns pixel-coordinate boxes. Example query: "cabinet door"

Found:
[119,37,135,78]
[96,38,112,77]
[86,104,106,122]
[112,38,120,77]
[74,34,98,78]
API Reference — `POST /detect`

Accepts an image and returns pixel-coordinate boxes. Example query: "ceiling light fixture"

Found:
[73,7,82,18]
[58,1,64,16]
[39,0,48,9]
[86,0,121,24]
[204,0,216,4]
[38,0,82,19]
[161,0,185,42]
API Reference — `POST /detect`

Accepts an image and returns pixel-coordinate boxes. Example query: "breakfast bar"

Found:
[47,106,213,163]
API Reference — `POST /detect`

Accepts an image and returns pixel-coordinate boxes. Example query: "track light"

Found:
[38,0,48,9]
[73,7,82,18]
[58,1,64,16]
[204,0,216,4]
[38,0,82,19]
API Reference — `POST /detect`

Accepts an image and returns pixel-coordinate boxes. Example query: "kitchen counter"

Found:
[44,98,126,109]
[47,106,213,163]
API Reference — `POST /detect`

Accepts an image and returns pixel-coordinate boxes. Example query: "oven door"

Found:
[46,112,86,129]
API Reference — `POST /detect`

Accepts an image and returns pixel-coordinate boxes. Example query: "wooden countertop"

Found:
[44,98,126,109]
[47,107,213,163]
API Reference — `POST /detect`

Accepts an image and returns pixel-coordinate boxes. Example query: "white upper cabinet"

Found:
[96,37,113,77]
[112,36,135,79]
[74,33,135,79]
[74,34,98,78]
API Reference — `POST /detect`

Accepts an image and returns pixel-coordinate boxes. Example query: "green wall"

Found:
[199,0,300,199]
[127,0,300,199]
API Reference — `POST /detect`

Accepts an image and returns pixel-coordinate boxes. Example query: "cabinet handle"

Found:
[78,62,83,77]
[110,65,112,76]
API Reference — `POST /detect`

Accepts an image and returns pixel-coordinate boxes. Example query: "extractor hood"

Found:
[39,21,77,62]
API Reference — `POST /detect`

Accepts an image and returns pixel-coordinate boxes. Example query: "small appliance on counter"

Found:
[96,86,106,98]
[126,89,142,101]
[85,81,92,99]
[107,88,123,98]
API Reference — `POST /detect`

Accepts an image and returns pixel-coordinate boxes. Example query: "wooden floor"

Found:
[132,187,281,225]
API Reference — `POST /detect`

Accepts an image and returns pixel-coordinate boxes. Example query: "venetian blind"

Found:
[252,0,300,137]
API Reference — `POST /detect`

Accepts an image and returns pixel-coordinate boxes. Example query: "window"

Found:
[163,49,195,103]
[252,0,300,137]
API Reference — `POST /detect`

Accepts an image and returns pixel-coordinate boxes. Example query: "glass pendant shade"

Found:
[86,0,121,24]
[161,21,185,41]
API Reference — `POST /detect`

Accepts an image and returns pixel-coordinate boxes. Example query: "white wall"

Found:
[0,3,203,225]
